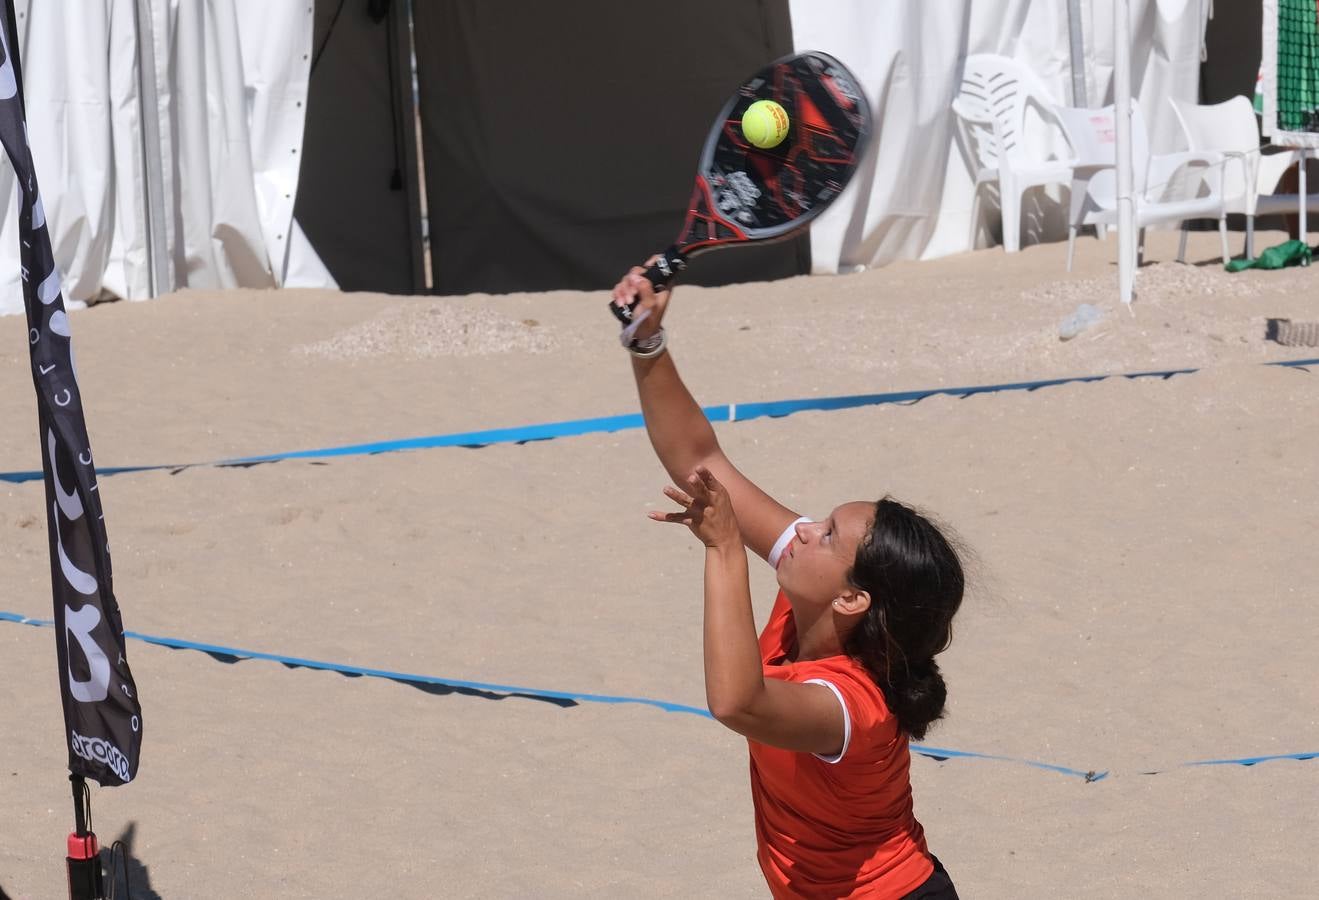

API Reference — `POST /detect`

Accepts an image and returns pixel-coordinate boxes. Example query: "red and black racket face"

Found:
[677,52,871,256]
[610,52,870,329]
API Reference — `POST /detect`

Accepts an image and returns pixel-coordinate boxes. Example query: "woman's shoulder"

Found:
[791,655,899,745]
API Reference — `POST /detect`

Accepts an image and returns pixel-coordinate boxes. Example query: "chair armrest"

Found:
[1258,151,1303,194]
[1146,150,1225,200]
[1147,150,1224,181]
[1072,162,1115,178]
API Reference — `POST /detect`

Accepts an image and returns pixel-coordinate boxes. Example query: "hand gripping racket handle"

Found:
[608,245,688,327]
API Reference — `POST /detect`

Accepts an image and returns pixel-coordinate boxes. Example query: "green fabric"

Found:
[1225,239,1314,271]
[1277,0,1319,132]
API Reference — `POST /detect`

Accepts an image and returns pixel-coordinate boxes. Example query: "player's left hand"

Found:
[650,465,741,550]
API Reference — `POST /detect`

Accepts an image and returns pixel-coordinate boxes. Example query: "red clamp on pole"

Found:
[66,776,104,900]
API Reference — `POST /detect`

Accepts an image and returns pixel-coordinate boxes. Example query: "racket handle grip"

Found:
[644,246,688,289]
[609,246,688,325]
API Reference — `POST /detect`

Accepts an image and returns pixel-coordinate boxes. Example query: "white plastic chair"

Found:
[952,54,1076,253]
[1056,102,1229,270]
[1170,95,1319,259]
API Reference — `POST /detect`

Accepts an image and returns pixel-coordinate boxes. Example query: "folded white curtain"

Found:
[0,0,334,316]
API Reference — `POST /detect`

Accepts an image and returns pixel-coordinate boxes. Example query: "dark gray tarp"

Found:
[412,0,805,295]
[1200,2,1262,105]
[297,0,424,294]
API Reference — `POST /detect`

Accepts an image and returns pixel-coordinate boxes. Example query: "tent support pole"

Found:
[1115,0,1136,305]
[1067,0,1088,106]
[133,0,169,297]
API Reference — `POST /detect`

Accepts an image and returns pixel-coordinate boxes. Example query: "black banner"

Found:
[1,4,141,785]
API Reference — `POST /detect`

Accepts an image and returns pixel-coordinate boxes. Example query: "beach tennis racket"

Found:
[611,51,871,338]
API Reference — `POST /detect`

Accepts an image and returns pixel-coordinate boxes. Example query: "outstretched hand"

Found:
[650,466,741,550]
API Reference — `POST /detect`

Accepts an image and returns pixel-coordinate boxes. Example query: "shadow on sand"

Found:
[99,823,163,900]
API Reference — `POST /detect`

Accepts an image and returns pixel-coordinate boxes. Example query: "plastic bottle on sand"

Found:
[1058,303,1104,341]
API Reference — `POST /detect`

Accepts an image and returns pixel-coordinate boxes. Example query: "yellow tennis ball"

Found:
[742,99,790,149]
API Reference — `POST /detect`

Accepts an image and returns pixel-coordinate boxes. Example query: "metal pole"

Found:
[1114,0,1136,304]
[1300,149,1309,246]
[392,0,426,293]
[71,774,88,835]
[133,0,169,297]
[1067,0,1088,106]
[66,774,104,900]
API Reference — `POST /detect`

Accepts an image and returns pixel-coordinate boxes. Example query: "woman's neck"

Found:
[789,603,849,661]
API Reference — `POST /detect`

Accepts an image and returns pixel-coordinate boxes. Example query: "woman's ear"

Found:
[832,590,871,616]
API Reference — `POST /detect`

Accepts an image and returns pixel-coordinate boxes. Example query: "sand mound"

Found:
[294,303,568,360]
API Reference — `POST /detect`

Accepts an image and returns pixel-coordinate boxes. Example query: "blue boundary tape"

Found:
[4,360,1317,778]
[2,610,1102,780]
[8,611,1318,778]
[2,357,1315,484]
[0,611,704,717]
[911,744,1105,782]
[1184,751,1319,767]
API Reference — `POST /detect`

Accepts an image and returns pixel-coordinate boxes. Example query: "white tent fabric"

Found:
[0,0,123,311]
[2,0,1214,311]
[791,0,1212,273]
[0,0,334,316]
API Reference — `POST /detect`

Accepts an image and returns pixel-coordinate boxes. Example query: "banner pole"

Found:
[65,775,104,900]
[71,775,87,836]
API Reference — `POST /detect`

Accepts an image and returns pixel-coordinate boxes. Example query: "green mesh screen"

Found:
[1277,0,1319,133]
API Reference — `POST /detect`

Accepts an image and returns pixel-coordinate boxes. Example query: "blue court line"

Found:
[2,357,1315,484]
[0,610,706,716]
[910,744,1106,782]
[2,610,1096,780]
[1184,751,1319,768]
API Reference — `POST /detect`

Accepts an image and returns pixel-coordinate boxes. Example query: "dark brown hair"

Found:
[844,497,964,740]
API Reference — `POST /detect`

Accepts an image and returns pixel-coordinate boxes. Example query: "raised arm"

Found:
[653,467,848,757]
[612,267,799,563]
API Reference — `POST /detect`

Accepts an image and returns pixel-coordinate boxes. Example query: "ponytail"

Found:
[845,498,964,740]
[882,658,947,741]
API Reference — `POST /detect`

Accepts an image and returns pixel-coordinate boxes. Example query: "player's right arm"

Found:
[613,267,799,563]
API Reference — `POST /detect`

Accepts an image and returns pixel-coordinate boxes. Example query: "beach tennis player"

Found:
[612,268,964,899]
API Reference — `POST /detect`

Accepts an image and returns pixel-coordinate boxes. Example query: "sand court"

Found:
[3,230,1319,897]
